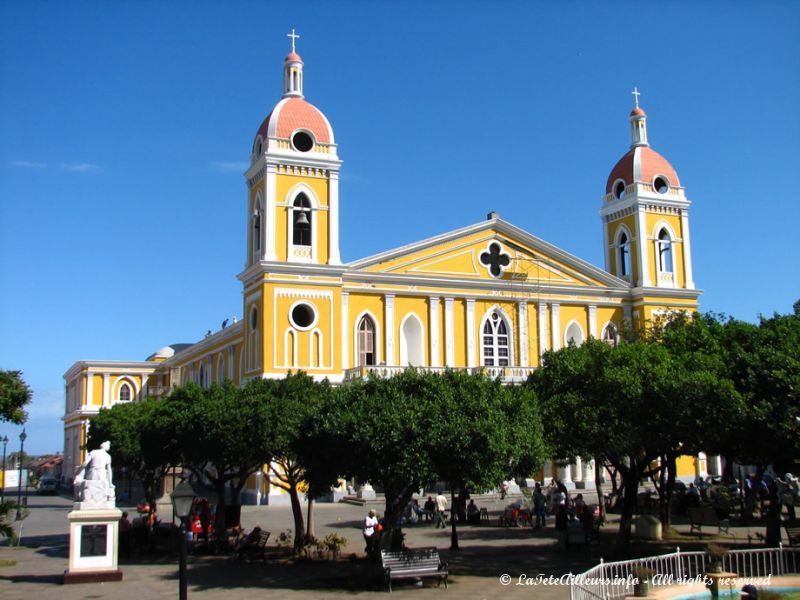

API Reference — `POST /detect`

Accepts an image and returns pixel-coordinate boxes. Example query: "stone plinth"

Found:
[634,515,662,540]
[705,571,737,598]
[64,508,123,584]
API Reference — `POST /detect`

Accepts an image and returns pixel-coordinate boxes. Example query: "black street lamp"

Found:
[1,435,8,503]
[171,479,196,600]
[17,429,26,512]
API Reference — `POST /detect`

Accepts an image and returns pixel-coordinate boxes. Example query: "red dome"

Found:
[285,52,302,63]
[606,146,680,195]
[254,97,334,146]
[630,107,646,117]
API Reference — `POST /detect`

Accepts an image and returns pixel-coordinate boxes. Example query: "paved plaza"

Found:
[0,490,786,599]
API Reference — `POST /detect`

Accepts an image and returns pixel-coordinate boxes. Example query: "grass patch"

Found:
[0,559,17,567]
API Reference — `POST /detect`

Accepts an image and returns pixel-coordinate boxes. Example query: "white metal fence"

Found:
[570,545,800,600]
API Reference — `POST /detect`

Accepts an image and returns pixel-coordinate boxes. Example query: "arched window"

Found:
[292,193,312,246]
[617,231,631,279]
[482,312,510,367]
[400,314,424,367]
[565,321,584,347]
[118,382,131,403]
[249,306,260,371]
[252,202,262,262]
[216,354,224,384]
[657,228,673,273]
[602,323,618,347]
[357,316,376,367]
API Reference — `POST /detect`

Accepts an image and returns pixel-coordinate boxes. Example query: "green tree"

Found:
[168,381,272,545]
[0,370,31,424]
[245,372,330,550]
[88,399,180,528]
[428,370,546,550]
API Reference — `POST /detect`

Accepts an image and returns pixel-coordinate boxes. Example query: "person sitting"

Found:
[423,496,436,522]
[687,483,701,508]
[466,499,481,525]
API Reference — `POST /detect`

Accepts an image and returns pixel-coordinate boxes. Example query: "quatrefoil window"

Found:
[479,242,511,278]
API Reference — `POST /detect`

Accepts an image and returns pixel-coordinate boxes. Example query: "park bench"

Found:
[784,523,800,546]
[380,547,448,592]
[688,506,729,537]
[230,528,270,562]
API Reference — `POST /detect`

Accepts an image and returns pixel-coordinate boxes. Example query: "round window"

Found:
[653,176,669,194]
[614,180,626,199]
[290,302,316,329]
[292,131,314,152]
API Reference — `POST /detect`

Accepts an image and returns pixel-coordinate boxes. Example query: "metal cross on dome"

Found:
[479,243,511,278]
[632,86,641,108]
[288,28,300,53]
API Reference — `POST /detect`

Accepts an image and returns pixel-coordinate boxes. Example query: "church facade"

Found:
[63,41,715,501]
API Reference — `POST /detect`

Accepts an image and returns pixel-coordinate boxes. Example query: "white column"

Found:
[602,216,610,271]
[429,296,440,368]
[551,303,561,351]
[385,294,395,366]
[85,373,93,408]
[328,171,342,265]
[572,457,583,484]
[518,301,528,367]
[265,164,278,261]
[636,207,651,287]
[444,298,455,367]
[557,459,572,486]
[341,292,349,370]
[588,304,597,339]
[707,455,722,478]
[538,301,547,358]
[624,304,633,326]
[680,209,694,289]
[103,373,110,406]
[582,458,595,484]
[466,298,476,368]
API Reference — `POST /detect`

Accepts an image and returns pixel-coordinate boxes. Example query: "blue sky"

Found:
[1,1,798,455]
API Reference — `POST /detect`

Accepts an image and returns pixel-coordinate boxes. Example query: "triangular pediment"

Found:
[348,219,627,290]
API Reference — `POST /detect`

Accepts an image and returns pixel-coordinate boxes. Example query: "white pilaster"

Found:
[518,301,528,367]
[602,215,610,271]
[327,171,341,265]
[636,206,651,287]
[429,297,440,368]
[341,292,349,370]
[582,458,595,484]
[572,457,583,483]
[85,373,93,408]
[538,301,547,358]
[102,373,110,406]
[265,164,278,261]
[588,305,597,339]
[623,304,633,325]
[551,303,561,351]
[707,454,722,478]
[385,294,395,365]
[557,459,573,487]
[466,298,476,368]
[680,209,694,289]
[444,298,455,367]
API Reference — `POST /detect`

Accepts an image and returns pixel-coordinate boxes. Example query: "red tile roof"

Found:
[255,97,333,146]
[605,146,680,195]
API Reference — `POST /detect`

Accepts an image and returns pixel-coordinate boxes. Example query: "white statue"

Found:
[74,440,116,509]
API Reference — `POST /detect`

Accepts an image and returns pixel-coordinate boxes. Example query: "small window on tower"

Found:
[292,130,314,152]
[290,302,317,330]
[653,176,670,194]
[614,180,626,199]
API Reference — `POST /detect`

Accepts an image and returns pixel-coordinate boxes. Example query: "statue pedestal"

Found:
[64,508,123,584]
[705,571,737,598]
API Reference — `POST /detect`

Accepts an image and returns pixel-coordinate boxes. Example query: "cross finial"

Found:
[632,86,641,109]
[287,28,300,53]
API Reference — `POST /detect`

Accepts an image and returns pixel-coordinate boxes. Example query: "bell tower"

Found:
[245,30,342,269]
[600,89,694,291]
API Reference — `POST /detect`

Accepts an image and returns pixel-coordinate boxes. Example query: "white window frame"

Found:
[479,308,514,367]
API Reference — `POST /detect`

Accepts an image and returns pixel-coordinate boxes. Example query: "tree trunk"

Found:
[662,454,676,531]
[306,497,315,541]
[213,478,228,552]
[450,489,460,551]
[381,485,414,551]
[617,466,641,548]
[288,483,306,550]
[765,472,781,546]
[595,460,606,522]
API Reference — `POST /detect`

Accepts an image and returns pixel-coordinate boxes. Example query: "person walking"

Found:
[434,492,448,528]
[363,509,379,553]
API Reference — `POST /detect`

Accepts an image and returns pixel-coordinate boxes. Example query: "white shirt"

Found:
[435,494,448,512]
[364,515,378,536]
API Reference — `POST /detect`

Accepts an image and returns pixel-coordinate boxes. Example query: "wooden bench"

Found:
[784,523,800,546]
[380,547,448,592]
[688,506,729,537]
[230,529,270,562]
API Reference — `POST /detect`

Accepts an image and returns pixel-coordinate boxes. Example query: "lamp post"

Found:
[1,435,8,503]
[17,429,26,510]
[171,479,196,600]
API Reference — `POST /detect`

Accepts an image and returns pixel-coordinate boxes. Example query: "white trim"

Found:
[478,305,515,367]
[538,301,547,358]
[613,223,633,282]
[265,164,277,261]
[309,328,323,368]
[284,329,298,367]
[444,298,455,367]
[466,298,476,367]
[111,377,138,403]
[680,209,695,289]
[636,207,651,286]
[652,219,678,289]
[341,292,349,370]
[286,183,319,264]
[385,294,395,365]
[429,296,440,368]
[398,312,425,367]
[652,173,672,194]
[288,300,319,331]
[478,240,512,279]
[102,373,110,407]
[563,319,585,347]
[328,170,341,265]
[588,305,597,339]
[354,310,381,366]
[518,301,528,367]
[216,353,224,384]
[85,373,93,408]
[551,303,561,351]
[290,128,317,153]
[600,321,619,346]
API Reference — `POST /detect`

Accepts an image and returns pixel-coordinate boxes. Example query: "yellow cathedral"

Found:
[62,42,717,503]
